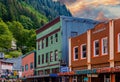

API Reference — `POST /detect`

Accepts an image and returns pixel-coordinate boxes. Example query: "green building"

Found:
[35,16,99,82]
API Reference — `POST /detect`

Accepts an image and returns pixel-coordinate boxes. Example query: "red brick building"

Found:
[68,19,120,82]
[22,51,36,78]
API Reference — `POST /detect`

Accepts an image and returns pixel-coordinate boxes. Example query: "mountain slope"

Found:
[22,0,72,20]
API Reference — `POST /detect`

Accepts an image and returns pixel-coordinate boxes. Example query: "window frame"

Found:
[55,50,58,61]
[25,64,28,71]
[55,33,58,42]
[42,54,44,64]
[38,55,40,64]
[81,44,87,59]
[118,33,120,52]
[102,37,108,55]
[94,40,99,57]
[50,51,53,62]
[46,37,48,47]
[30,62,34,69]
[51,36,53,44]
[22,66,24,72]
[46,53,48,63]
[73,46,79,60]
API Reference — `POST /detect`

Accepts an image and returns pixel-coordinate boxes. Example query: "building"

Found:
[6,56,23,78]
[35,16,99,82]
[22,50,36,81]
[0,60,13,81]
[69,19,120,82]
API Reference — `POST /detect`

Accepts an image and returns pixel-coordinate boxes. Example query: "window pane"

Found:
[94,40,99,56]
[50,52,53,62]
[46,53,48,63]
[82,44,86,58]
[102,38,108,54]
[42,54,44,64]
[38,55,40,64]
[118,34,120,52]
[74,47,78,59]
[55,50,58,61]
[46,37,48,47]
[55,33,58,42]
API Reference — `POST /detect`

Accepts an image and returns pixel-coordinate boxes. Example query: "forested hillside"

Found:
[0,0,71,58]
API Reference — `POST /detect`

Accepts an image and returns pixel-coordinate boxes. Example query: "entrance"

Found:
[116,73,120,82]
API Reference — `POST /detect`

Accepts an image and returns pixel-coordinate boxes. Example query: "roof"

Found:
[22,50,36,59]
[5,56,23,70]
[36,16,99,34]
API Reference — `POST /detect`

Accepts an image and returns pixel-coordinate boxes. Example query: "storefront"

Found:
[75,69,97,82]
[49,74,59,82]
[58,71,75,82]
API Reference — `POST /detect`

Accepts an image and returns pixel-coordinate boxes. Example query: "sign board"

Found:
[87,74,98,77]
[60,66,69,72]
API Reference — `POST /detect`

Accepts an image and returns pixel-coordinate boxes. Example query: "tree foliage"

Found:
[0,19,13,49]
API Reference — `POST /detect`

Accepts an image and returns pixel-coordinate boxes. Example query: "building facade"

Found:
[69,19,120,82]
[36,16,99,82]
[22,51,36,78]
[0,60,13,81]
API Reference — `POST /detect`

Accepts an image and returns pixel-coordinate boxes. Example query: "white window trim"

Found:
[118,33,120,52]
[81,44,87,59]
[94,40,99,57]
[73,46,79,61]
[102,37,108,55]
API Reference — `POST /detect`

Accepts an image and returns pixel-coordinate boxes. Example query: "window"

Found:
[46,37,48,47]
[42,54,44,64]
[81,44,87,59]
[71,32,78,37]
[30,62,33,69]
[46,53,48,63]
[102,37,108,55]
[25,64,28,71]
[118,33,120,52]
[50,51,53,62]
[51,36,53,44]
[74,47,78,60]
[38,41,40,50]
[42,39,44,49]
[55,50,58,61]
[55,33,58,42]
[22,66,24,72]
[38,55,40,64]
[94,40,99,56]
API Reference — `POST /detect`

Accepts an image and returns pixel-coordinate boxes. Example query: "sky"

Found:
[59,0,120,21]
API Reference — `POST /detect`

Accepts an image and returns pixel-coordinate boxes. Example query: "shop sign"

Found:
[87,74,98,77]
[58,71,75,76]
[92,27,106,34]
[60,66,69,72]
[97,67,112,73]
[75,69,97,75]
[112,66,120,72]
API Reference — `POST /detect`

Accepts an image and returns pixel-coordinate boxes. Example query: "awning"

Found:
[49,74,58,77]
[58,71,75,76]
[27,74,49,79]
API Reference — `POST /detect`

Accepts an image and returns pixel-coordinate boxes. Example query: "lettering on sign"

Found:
[93,28,106,34]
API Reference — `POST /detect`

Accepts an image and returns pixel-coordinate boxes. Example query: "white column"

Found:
[109,20,115,67]
[69,38,72,71]
[87,30,91,69]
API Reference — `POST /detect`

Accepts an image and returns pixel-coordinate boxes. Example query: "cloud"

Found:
[60,0,120,20]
